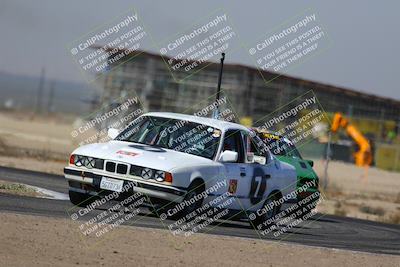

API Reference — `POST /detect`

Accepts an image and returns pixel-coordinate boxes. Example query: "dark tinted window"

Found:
[223,130,244,163]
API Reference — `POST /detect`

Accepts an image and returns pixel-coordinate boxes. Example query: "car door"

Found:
[221,130,253,201]
[244,131,275,205]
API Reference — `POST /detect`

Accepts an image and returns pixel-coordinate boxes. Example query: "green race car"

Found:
[254,130,320,212]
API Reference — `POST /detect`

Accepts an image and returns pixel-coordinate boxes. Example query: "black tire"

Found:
[160,180,205,221]
[149,180,206,221]
[69,190,94,207]
[181,181,205,215]
[252,193,281,231]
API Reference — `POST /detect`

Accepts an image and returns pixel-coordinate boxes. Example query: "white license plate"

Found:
[100,177,124,192]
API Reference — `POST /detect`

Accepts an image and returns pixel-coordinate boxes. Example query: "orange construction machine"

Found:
[331,112,372,167]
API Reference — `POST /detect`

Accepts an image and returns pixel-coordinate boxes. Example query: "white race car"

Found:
[64,112,298,225]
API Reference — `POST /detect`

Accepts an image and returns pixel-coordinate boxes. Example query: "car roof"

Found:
[144,112,248,132]
[253,128,292,144]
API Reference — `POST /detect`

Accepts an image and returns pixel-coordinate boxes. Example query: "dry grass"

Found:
[383,212,400,224]
[359,205,386,216]
[334,208,347,216]
[395,193,400,204]
[0,136,66,161]
[0,180,37,197]
[0,137,8,154]
[320,181,344,199]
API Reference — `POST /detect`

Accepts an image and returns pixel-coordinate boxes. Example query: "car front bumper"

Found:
[64,167,186,203]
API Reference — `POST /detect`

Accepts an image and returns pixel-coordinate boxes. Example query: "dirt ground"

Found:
[0,212,398,267]
[313,159,400,224]
[0,111,75,157]
[0,111,399,224]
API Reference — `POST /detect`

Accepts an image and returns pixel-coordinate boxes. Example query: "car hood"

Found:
[72,141,215,172]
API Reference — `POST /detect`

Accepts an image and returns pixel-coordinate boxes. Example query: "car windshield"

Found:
[257,132,302,158]
[279,139,302,159]
[115,116,221,159]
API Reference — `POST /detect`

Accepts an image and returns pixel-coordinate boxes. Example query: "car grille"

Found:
[105,161,128,175]
[116,163,128,174]
[105,161,116,172]
[95,159,156,179]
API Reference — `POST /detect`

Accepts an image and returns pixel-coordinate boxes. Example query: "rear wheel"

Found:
[252,193,281,231]
[68,190,94,207]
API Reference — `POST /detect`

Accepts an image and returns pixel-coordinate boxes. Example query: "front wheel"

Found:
[157,180,205,221]
[181,182,205,215]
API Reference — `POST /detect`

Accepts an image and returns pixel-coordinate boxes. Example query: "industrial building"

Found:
[95,48,400,171]
[99,49,399,123]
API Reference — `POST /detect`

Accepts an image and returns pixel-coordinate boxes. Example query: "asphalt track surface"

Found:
[0,166,399,256]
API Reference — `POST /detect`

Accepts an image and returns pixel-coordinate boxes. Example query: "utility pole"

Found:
[35,67,45,115]
[347,104,353,118]
[47,81,55,113]
[323,131,332,191]
[378,108,385,143]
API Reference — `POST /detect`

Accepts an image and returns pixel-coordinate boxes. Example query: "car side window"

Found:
[243,131,271,164]
[223,130,244,163]
[249,137,265,157]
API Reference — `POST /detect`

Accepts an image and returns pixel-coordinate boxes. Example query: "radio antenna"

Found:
[212,53,225,119]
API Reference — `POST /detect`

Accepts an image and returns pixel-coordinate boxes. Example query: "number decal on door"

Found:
[249,167,267,204]
[252,176,262,198]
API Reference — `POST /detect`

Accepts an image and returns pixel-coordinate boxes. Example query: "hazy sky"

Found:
[0,0,399,100]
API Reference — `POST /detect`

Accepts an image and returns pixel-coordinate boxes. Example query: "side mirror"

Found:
[305,159,314,167]
[108,128,119,139]
[246,152,255,163]
[253,155,266,165]
[219,150,238,163]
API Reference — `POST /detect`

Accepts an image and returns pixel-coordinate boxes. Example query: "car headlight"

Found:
[154,170,165,182]
[83,157,95,169]
[70,155,103,169]
[133,166,173,183]
[74,155,83,167]
[141,168,153,180]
